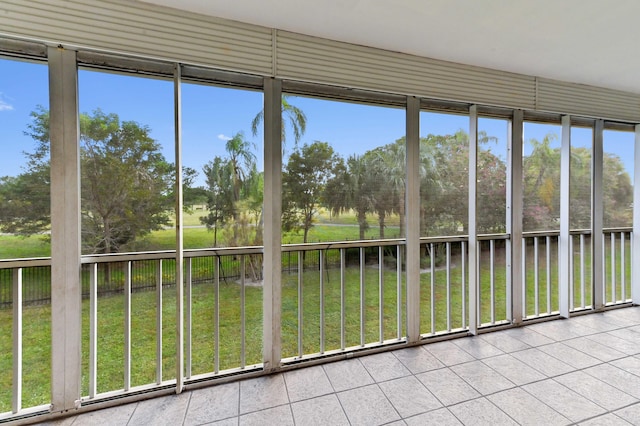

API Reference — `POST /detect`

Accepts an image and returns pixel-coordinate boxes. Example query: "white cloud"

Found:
[0,95,13,111]
[217,133,232,141]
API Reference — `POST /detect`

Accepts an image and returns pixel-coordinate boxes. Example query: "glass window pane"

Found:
[182,83,263,250]
[603,130,633,228]
[0,57,50,412]
[78,69,175,393]
[78,69,175,254]
[570,127,592,230]
[478,117,508,234]
[523,122,562,232]
[281,95,405,244]
[0,58,50,258]
[181,81,264,370]
[419,112,469,237]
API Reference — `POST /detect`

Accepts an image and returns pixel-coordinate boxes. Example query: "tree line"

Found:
[0,106,633,255]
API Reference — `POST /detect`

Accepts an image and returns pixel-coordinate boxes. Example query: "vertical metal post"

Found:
[611,233,616,303]
[522,239,527,318]
[185,258,192,379]
[173,63,184,393]
[297,251,303,357]
[89,264,97,398]
[446,243,451,331]
[468,105,479,334]
[507,110,523,323]
[156,260,163,384]
[340,248,346,349]
[240,257,246,368]
[534,237,539,316]
[378,246,384,343]
[405,96,421,342]
[320,250,325,353]
[124,262,131,391]
[49,45,82,413]
[214,257,220,374]
[430,244,435,334]
[396,245,402,340]
[633,124,640,304]
[593,120,604,309]
[559,115,571,317]
[263,78,282,371]
[546,236,551,314]
[621,232,626,301]
[12,268,22,413]
[569,236,574,310]
[360,247,365,346]
[580,235,586,307]
[461,241,466,329]
[490,239,495,324]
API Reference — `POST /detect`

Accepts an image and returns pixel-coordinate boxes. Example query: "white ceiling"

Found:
[141,0,640,94]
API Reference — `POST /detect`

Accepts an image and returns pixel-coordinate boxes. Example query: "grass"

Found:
[0,235,50,259]
[0,216,402,259]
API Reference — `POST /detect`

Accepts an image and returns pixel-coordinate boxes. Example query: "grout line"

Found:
[180,391,193,426]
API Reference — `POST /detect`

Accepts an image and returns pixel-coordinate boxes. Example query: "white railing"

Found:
[522,231,560,319]
[281,239,405,362]
[0,229,635,418]
[0,257,51,417]
[602,228,633,306]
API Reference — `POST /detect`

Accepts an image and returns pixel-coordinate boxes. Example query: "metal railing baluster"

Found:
[396,245,402,340]
[610,232,615,303]
[214,256,220,374]
[156,260,162,384]
[298,250,304,358]
[12,267,22,413]
[185,258,192,379]
[490,239,495,324]
[430,244,435,335]
[125,262,132,390]
[461,241,467,329]
[240,256,246,369]
[378,246,383,344]
[534,237,539,316]
[546,236,551,314]
[320,250,325,354]
[580,234,586,308]
[621,232,626,301]
[89,263,97,398]
[360,247,365,347]
[446,242,451,332]
[340,248,346,350]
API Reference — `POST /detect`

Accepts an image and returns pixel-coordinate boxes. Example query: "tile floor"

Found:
[42,306,640,425]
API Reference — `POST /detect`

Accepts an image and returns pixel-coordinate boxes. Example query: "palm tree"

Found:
[251,95,307,146]
[225,132,256,220]
[325,154,374,240]
[369,140,406,238]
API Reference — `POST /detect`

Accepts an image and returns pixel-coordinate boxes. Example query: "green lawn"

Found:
[0,235,50,259]
[0,207,403,260]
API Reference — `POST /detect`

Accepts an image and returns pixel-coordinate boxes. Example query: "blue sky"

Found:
[0,57,635,186]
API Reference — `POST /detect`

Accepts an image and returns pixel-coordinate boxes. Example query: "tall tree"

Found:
[282,141,341,243]
[366,139,406,238]
[522,134,560,231]
[251,95,307,146]
[324,154,373,240]
[80,110,173,253]
[0,107,174,254]
[200,156,235,246]
[200,131,260,248]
